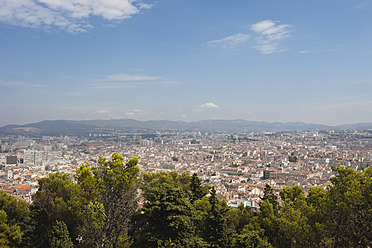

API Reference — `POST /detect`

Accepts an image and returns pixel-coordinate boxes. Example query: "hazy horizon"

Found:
[1,0,372,127]
[1,117,372,128]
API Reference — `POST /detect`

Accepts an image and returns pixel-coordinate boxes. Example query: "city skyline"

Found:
[1,0,372,126]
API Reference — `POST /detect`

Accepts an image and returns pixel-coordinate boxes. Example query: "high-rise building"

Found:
[6,155,18,165]
[23,150,62,166]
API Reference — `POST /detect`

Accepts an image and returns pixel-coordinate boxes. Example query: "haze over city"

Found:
[1,0,372,126]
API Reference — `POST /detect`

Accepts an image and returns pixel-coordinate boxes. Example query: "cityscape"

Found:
[1,126,371,208]
[1,0,372,246]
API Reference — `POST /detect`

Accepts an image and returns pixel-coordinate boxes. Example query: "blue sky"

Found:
[1,0,372,126]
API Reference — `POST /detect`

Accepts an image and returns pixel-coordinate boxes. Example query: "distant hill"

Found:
[0,119,371,135]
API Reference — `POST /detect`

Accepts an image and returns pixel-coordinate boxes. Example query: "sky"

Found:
[1,0,372,126]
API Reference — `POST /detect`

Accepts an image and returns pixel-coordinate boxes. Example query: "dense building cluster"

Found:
[0,130,371,207]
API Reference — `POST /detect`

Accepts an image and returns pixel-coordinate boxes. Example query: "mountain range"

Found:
[1,119,372,135]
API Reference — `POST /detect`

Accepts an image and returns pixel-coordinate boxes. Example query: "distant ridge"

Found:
[0,119,371,135]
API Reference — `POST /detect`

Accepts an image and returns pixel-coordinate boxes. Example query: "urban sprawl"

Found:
[1,130,371,209]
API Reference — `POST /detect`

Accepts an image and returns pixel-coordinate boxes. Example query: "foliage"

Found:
[322,165,372,247]
[288,155,298,162]
[49,220,73,248]
[229,204,253,234]
[0,190,29,227]
[141,171,191,195]
[258,199,281,247]
[75,153,139,248]
[0,190,29,247]
[277,190,313,247]
[261,184,279,215]
[203,187,231,248]
[30,172,83,246]
[132,183,207,247]
[190,173,209,203]
[0,210,23,248]
[229,164,239,168]
[279,185,303,202]
[232,228,273,248]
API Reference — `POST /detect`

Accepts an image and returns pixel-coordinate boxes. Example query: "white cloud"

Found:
[193,102,220,112]
[255,40,279,55]
[204,20,291,54]
[205,33,250,49]
[251,20,292,54]
[0,0,152,32]
[126,108,146,117]
[261,25,291,40]
[200,102,219,109]
[137,2,153,9]
[250,20,275,33]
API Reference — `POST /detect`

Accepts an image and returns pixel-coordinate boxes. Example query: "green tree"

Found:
[29,172,83,247]
[0,190,29,227]
[288,155,298,163]
[0,190,29,247]
[193,196,211,242]
[258,200,282,247]
[204,187,231,248]
[305,187,327,246]
[229,204,253,234]
[232,227,273,248]
[132,183,207,247]
[75,153,139,248]
[141,171,191,194]
[49,220,73,248]
[279,185,303,202]
[261,184,279,215]
[0,210,22,248]
[322,165,372,247]
[277,193,313,247]
[190,173,209,203]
